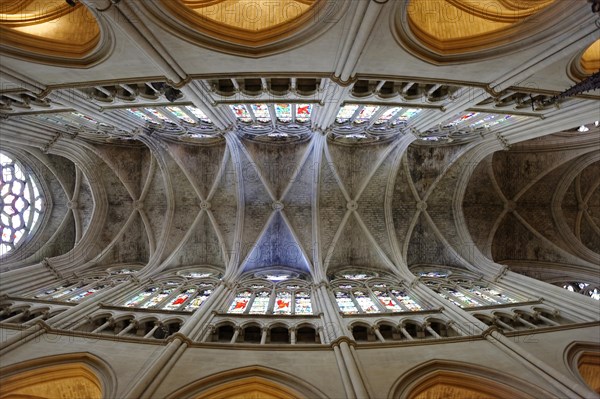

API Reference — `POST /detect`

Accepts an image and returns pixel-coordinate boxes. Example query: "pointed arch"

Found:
[0,2,113,67]
[136,0,346,57]
[388,360,554,399]
[564,341,600,394]
[0,352,117,399]
[165,365,329,399]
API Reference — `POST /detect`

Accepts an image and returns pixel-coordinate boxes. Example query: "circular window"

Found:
[0,152,44,256]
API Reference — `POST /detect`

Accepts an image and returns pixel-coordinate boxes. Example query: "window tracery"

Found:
[1,152,44,256]
[29,269,132,303]
[557,282,600,300]
[227,277,313,316]
[330,270,426,314]
[416,112,530,144]
[127,106,213,126]
[0,0,106,66]
[230,103,313,126]
[416,268,523,308]
[121,269,220,311]
[330,105,421,143]
[399,0,559,59]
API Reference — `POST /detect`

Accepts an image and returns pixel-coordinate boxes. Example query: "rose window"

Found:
[1,153,44,256]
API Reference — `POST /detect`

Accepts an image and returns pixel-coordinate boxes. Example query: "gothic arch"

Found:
[392,0,584,64]
[388,360,554,399]
[569,39,600,81]
[136,0,347,57]
[0,1,114,67]
[564,341,600,394]
[0,352,117,399]
[165,365,329,399]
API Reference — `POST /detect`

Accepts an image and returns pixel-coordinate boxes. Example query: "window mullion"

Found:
[245,291,257,314]
[368,288,386,312]
[349,291,363,313]
[267,288,276,314]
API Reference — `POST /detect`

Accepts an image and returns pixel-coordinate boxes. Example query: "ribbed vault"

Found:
[463,131,600,284]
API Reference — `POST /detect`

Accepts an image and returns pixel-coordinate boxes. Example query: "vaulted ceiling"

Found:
[0,0,598,287]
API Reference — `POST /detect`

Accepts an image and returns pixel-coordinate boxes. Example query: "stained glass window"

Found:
[447,112,479,127]
[249,291,270,314]
[335,291,358,314]
[336,105,360,123]
[124,287,157,307]
[275,104,292,122]
[395,108,421,123]
[230,104,252,123]
[127,108,153,122]
[353,291,379,313]
[52,283,87,299]
[420,269,526,309]
[184,289,212,311]
[469,114,496,128]
[71,112,98,124]
[561,282,600,300]
[265,274,290,282]
[273,291,292,315]
[437,291,462,307]
[163,288,196,310]
[354,106,379,124]
[445,288,482,307]
[419,271,448,278]
[1,153,44,256]
[141,288,174,308]
[471,286,518,304]
[374,107,401,125]
[228,291,251,313]
[186,106,212,123]
[251,104,270,123]
[35,285,67,298]
[391,290,422,311]
[342,273,370,280]
[374,290,403,312]
[110,268,133,275]
[295,104,312,123]
[183,272,212,279]
[166,106,195,124]
[69,284,106,302]
[145,108,170,122]
[294,291,312,314]
[467,287,500,304]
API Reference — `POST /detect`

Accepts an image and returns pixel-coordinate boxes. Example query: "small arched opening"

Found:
[296,326,319,344]
[269,327,290,344]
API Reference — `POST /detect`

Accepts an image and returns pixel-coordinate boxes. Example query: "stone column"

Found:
[143,322,161,339]
[125,284,229,399]
[535,312,560,326]
[514,315,537,329]
[23,312,49,326]
[2,311,26,324]
[399,325,413,340]
[117,321,137,337]
[339,341,370,399]
[424,324,441,339]
[91,319,113,334]
[372,327,385,343]
[201,325,216,343]
[230,326,240,344]
[317,327,325,344]
[332,344,356,399]
[260,327,268,345]
[493,317,515,331]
